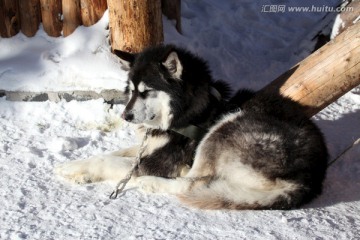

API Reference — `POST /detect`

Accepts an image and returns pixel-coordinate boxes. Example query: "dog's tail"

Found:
[177,189,263,210]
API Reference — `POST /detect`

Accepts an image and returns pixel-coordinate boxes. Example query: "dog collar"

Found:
[171,86,220,141]
[171,125,207,142]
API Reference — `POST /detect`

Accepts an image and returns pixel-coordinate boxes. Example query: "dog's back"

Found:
[176,92,328,210]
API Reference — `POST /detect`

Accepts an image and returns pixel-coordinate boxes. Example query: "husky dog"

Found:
[55,44,328,210]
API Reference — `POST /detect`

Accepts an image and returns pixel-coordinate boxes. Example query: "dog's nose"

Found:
[122,112,134,122]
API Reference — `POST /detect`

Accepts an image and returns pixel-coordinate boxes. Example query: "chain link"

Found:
[109,128,151,199]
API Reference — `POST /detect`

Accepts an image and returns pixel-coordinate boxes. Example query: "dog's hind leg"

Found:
[54,154,135,184]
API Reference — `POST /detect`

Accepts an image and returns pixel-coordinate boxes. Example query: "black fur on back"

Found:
[238,92,328,208]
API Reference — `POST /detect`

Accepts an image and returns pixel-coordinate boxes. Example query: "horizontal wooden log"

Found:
[18,0,41,37]
[261,22,360,117]
[0,0,20,37]
[40,0,62,37]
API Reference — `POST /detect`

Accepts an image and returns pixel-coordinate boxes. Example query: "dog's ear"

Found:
[113,49,136,70]
[162,51,183,79]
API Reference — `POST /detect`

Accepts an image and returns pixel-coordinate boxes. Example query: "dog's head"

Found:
[114,45,213,130]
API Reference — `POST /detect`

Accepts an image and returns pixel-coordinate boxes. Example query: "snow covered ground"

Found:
[1,0,360,239]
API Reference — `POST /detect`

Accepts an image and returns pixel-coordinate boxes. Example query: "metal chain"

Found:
[327,138,360,167]
[109,128,151,199]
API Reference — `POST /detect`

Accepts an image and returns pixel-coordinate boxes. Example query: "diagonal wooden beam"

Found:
[261,22,360,117]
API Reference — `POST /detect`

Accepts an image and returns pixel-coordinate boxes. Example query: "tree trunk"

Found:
[161,0,181,33]
[18,0,41,37]
[62,0,81,37]
[0,0,20,37]
[80,0,107,26]
[40,0,62,37]
[108,0,163,53]
[261,22,360,117]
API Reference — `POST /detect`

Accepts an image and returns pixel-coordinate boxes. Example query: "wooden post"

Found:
[108,0,163,53]
[18,0,41,37]
[80,0,107,26]
[0,0,20,37]
[161,0,181,33]
[40,0,62,37]
[261,22,360,117]
[0,2,5,37]
[62,0,81,37]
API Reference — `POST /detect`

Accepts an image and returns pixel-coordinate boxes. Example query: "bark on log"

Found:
[0,0,20,37]
[108,0,163,53]
[80,0,107,26]
[261,22,360,117]
[62,0,81,37]
[161,0,181,33]
[0,3,5,37]
[18,0,41,37]
[40,0,62,37]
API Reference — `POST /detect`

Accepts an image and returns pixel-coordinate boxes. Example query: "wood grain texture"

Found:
[261,22,360,117]
[0,0,20,37]
[62,0,81,37]
[40,0,62,37]
[80,0,107,26]
[108,0,163,52]
[18,0,41,37]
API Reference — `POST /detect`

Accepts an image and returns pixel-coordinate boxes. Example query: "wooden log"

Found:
[80,0,107,27]
[0,3,5,37]
[18,0,41,37]
[40,0,62,37]
[108,0,163,53]
[161,0,181,33]
[62,0,81,37]
[0,0,20,37]
[261,22,360,117]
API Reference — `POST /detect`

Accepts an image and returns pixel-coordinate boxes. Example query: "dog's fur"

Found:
[55,44,328,210]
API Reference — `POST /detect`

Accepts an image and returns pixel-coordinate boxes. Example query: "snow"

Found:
[0,11,127,93]
[331,14,344,39]
[1,0,360,239]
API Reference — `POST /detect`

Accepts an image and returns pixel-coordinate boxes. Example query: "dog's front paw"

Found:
[54,161,100,184]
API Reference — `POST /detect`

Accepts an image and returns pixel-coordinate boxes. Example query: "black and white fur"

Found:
[55,44,328,210]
